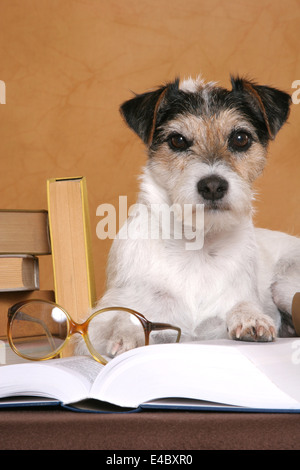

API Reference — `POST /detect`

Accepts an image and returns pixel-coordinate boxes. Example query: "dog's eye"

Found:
[168,134,190,151]
[229,131,252,152]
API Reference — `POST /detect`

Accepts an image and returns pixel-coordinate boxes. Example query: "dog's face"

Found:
[120,76,291,232]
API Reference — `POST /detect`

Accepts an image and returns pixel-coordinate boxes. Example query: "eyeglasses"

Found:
[7,300,181,365]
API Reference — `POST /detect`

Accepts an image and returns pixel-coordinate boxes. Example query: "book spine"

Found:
[0,255,39,292]
[0,210,51,255]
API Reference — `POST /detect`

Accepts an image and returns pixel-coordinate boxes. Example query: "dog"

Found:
[78,75,300,357]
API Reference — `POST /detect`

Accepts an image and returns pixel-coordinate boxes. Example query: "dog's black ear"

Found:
[120,80,179,145]
[230,76,292,139]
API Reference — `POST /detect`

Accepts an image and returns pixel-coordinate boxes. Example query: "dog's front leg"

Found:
[226,301,276,342]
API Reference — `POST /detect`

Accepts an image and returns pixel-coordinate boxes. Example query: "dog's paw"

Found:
[91,318,145,358]
[227,304,276,342]
[106,330,145,357]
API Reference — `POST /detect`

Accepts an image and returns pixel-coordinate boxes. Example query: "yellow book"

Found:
[47,178,96,336]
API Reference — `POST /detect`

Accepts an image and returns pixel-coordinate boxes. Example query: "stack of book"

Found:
[0,209,53,364]
[0,176,96,364]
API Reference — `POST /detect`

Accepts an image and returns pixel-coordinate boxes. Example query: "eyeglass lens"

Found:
[87,310,179,357]
[9,301,68,359]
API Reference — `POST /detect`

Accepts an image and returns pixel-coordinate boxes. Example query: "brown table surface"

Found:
[0,407,299,450]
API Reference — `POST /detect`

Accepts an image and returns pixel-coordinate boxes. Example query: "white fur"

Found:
[75,160,300,356]
[75,78,300,356]
[179,76,206,92]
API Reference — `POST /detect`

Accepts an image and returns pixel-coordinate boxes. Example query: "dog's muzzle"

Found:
[197,175,229,201]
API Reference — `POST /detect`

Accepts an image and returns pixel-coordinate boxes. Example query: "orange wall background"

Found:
[0,0,299,300]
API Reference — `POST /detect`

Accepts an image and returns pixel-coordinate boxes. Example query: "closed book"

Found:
[0,210,51,255]
[47,177,96,327]
[0,289,55,337]
[292,292,300,335]
[0,255,39,292]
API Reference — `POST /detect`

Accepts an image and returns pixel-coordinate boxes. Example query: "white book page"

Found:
[91,341,300,409]
[0,356,104,403]
[235,338,300,403]
[50,356,104,385]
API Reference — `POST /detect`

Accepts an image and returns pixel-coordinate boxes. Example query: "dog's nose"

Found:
[197,176,228,201]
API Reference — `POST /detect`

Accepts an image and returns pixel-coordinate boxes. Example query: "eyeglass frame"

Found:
[7,299,182,365]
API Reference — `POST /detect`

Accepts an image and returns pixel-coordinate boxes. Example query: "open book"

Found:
[0,338,300,413]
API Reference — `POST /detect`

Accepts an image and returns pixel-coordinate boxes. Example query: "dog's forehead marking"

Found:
[179,77,217,93]
[160,109,256,141]
[178,78,220,115]
[179,76,206,93]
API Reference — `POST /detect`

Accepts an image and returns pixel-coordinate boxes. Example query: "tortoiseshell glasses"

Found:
[7,300,181,365]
